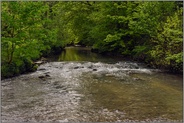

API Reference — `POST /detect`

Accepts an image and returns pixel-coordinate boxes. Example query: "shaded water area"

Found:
[2,47,183,123]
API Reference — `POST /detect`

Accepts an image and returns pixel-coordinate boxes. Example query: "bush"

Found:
[1,57,38,79]
[1,63,19,79]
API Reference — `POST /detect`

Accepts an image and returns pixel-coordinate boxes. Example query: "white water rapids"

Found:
[2,61,182,123]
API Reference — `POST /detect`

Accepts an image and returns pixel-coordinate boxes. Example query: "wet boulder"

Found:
[74,66,80,69]
[34,57,48,65]
[38,74,51,79]
[37,68,46,71]
[45,74,50,77]
[93,69,97,71]
[74,66,84,69]
[34,61,44,65]
[38,75,45,79]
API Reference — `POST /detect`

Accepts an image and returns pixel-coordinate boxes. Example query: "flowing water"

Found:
[2,47,183,123]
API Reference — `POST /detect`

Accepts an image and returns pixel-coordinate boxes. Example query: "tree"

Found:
[1,1,67,78]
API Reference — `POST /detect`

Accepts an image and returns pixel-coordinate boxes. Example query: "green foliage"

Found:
[2,1,183,78]
[149,5,183,72]
[2,63,18,78]
[132,45,149,60]
[1,1,68,78]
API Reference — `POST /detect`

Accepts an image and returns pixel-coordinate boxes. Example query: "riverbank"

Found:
[2,47,183,122]
[1,46,64,80]
[2,46,182,80]
[91,47,183,75]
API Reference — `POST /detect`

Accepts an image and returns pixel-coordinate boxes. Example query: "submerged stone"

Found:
[93,69,97,71]
[38,75,45,79]
[38,68,46,71]
[74,66,80,69]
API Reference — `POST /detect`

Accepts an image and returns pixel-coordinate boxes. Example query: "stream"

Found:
[2,47,183,123]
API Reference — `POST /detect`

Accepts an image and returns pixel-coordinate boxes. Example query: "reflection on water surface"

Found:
[2,47,183,122]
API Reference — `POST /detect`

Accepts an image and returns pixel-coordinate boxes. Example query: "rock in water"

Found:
[37,68,46,71]
[38,74,51,79]
[74,66,79,69]
[38,76,45,79]
[34,57,48,65]
[34,61,44,65]
[93,69,97,71]
[45,74,50,77]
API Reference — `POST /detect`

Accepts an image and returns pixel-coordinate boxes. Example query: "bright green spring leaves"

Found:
[124,2,182,72]
[65,1,183,72]
[1,2,66,78]
[1,1,183,78]
[150,6,183,71]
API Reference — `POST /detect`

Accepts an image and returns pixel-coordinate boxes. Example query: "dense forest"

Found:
[1,1,183,79]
